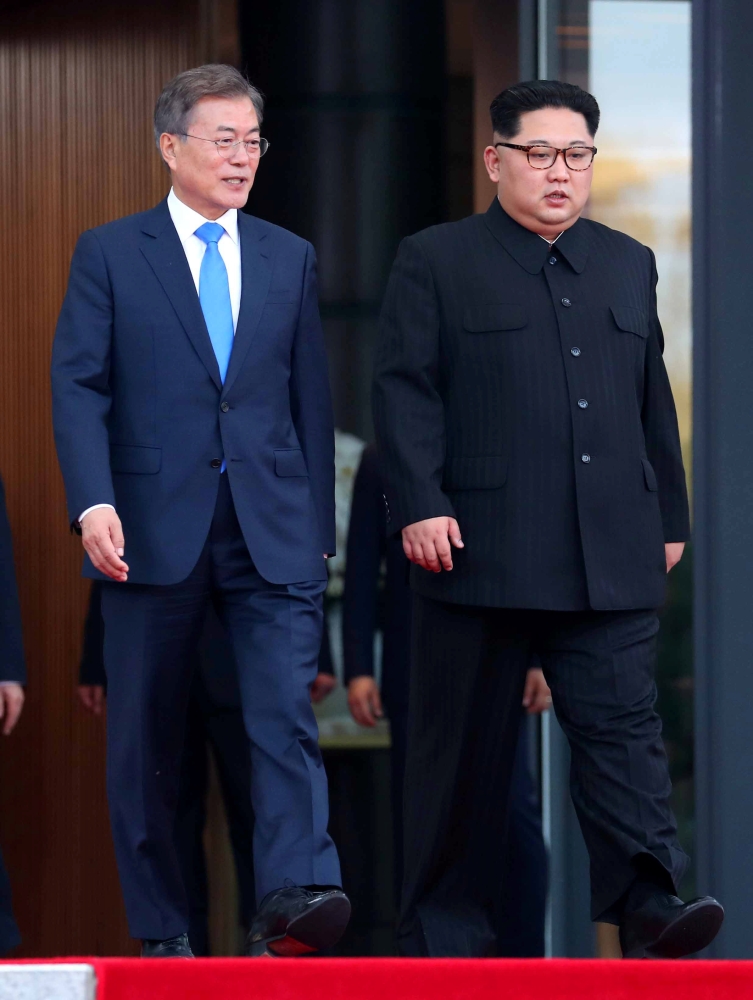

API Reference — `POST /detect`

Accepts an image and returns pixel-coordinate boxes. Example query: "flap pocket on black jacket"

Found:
[443,455,508,490]
[274,449,309,477]
[110,445,162,475]
[463,304,527,332]
[642,458,658,491]
[611,305,649,338]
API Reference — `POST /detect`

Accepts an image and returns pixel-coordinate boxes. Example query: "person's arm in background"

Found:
[0,474,25,736]
[311,602,337,704]
[343,445,387,727]
[77,582,106,715]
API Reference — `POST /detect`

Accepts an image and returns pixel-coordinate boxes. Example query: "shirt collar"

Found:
[483,197,589,274]
[167,188,239,246]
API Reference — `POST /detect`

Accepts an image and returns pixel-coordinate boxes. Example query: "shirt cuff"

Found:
[79,503,116,523]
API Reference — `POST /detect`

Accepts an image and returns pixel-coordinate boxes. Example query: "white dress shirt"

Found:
[79,189,243,523]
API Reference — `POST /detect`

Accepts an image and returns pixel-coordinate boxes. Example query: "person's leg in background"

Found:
[0,845,20,956]
[492,712,547,957]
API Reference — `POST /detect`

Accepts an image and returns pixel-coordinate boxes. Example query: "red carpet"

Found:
[25,958,752,1000]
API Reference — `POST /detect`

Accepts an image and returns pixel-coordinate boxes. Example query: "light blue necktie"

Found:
[195,221,234,383]
[195,221,234,472]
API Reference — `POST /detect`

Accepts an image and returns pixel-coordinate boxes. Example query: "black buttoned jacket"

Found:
[373,199,689,611]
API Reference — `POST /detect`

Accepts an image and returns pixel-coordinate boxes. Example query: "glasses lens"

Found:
[565,148,594,170]
[258,138,269,157]
[527,146,557,169]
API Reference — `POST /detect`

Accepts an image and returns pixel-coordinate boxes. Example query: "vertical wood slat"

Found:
[0,0,205,956]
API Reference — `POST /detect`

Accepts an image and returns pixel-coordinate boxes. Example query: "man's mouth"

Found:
[222,177,248,186]
[545,190,568,205]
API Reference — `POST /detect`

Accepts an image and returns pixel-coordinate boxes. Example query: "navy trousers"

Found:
[101,476,340,940]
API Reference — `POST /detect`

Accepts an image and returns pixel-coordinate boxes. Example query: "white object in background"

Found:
[0,964,96,1000]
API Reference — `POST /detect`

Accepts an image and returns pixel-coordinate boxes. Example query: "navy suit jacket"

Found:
[52,200,335,585]
[0,475,25,684]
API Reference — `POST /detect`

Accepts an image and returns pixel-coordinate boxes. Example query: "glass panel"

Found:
[553,0,695,892]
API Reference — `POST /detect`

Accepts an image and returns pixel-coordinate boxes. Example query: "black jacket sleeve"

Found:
[342,445,386,683]
[372,236,456,532]
[0,476,25,684]
[642,248,691,542]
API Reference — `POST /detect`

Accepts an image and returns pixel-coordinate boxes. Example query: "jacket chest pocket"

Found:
[610,305,649,339]
[463,304,528,333]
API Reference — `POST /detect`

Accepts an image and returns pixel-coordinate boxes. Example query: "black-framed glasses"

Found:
[181,134,270,158]
[494,142,597,171]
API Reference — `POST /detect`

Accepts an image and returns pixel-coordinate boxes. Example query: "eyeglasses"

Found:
[494,143,597,171]
[181,134,270,158]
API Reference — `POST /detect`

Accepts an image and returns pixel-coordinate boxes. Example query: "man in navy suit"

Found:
[0,473,25,956]
[52,64,349,958]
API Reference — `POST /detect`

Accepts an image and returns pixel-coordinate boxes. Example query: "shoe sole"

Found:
[624,900,725,959]
[262,894,352,957]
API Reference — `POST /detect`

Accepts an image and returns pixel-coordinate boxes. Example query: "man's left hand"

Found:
[311,673,336,704]
[0,683,25,736]
[665,542,685,573]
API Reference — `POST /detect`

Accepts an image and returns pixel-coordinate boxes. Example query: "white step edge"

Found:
[0,964,96,1000]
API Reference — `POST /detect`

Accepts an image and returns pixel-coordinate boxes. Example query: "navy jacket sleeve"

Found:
[642,249,691,543]
[79,582,106,687]
[372,236,456,533]
[289,244,337,556]
[342,445,386,683]
[51,230,116,527]
[0,476,26,684]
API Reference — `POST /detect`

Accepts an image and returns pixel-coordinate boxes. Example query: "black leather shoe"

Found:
[620,889,724,959]
[141,933,194,958]
[245,884,351,957]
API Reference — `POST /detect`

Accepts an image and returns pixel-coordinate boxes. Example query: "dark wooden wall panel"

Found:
[0,0,205,956]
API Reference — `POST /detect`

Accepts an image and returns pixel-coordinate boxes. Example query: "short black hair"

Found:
[490,80,600,139]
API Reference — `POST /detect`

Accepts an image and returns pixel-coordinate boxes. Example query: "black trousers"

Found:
[399,597,688,957]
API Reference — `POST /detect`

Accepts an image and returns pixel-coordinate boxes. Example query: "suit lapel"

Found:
[223,213,272,396]
[139,201,223,391]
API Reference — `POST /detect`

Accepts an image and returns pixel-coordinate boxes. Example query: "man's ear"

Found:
[484,144,502,183]
[159,133,178,171]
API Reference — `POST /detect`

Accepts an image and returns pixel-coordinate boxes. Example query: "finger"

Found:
[89,535,129,581]
[522,676,535,708]
[110,522,125,559]
[349,697,376,727]
[448,519,464,549]
[78,688,93,711]
[4,695,23,735]
[93,688,104,715]
[411,542,428,570]
[435,535,453,572]
[421,540,442,573]
[0,692,5,720]
[370,687,384,719]
[402,538,416,563]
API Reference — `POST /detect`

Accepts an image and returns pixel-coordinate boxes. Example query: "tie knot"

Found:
[195,221,225,246]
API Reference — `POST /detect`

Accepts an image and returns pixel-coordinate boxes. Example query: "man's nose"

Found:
[229,143,251,166]
[547,151,571,181]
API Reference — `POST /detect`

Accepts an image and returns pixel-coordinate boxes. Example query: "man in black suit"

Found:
[343,443,549,955]
[0,474,26,956]
[373,80,723,959]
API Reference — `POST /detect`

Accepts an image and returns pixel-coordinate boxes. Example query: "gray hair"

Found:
[153,64,264,149]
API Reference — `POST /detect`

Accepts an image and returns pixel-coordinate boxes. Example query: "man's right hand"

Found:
[402,516,464,572]
[80,508,129,582]
[348,676,384,728]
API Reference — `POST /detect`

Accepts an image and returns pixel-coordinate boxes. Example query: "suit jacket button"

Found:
[561,297,572,307]
[571,347,581,357]
[581,453,591,463]
[578,399,589,409]
[220,402,230,412]
[210,458,222,468]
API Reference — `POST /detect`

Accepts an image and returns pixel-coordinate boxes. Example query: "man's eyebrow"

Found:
[521,137,590,146]
[213,124,261,135]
